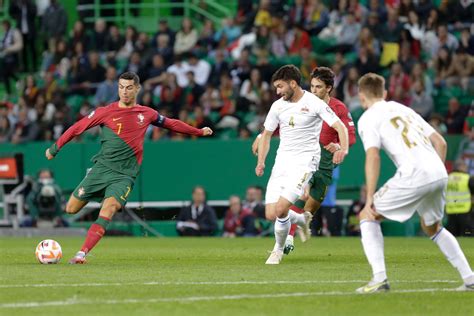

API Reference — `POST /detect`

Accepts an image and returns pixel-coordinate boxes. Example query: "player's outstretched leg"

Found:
[356,219,390,294]
[69,197,121,264]
[426,221,474,291]
[284,202,305,255]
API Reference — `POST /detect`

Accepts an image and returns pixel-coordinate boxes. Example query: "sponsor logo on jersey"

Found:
[137,113,145,125]
[300,106,309,113]
[112,117,122,121]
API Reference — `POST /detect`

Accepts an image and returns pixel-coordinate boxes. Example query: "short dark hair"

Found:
[358,73,385,98]
[271,65,301,86]
[119,72,140,85]
[311,67,335,92]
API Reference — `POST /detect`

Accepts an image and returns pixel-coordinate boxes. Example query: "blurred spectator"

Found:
[25,169,65,227]
[105,24,125,61]
[9,0,37,72]
[446,159,474,237]
[239,68,269,112]
[0,112,12,143]
[174,17,198,55]
[387,62,411,101]
[200,83,222,115]
[433,46,454,88]
[0,20,22,97]
[22,74,39,107]
[159,73,183,116]
[11,109,39,144]
[94,66,118,106]
[117,25,137,60]
[447,47,474,91]
[153,34,173,66]
[287,24,312,55]
[207,49,230,87]
[88,18,108,53]
[176,186,218,236]
[343,66,361,111]
[446,97,468,134]
[142,54,167,89]
[123,51,145,79]
[380,8,402,43]
[197,20,216,52]
[167,54,190,88]
[253,0,273,28]
[346,185,366,236]
[242,185,265,219]
[299,47,318,85]
[269,23,288,58]
[288,0,307,27]
[305,0,329,36]
[459,28,474,56]
[69,20,88,53]
[182,71,204,109]
[152,19,175,48]
[433,24,459,56]
[252,25,271,58]
[409,80,433,120]
[223,195,258,237]
[187,53,211,87]
[41,0,67,51]
[355,45,379,75]
[327,12,361,53]
[398,42,417,74]
[214,18,241,46]
[410,62,433,96]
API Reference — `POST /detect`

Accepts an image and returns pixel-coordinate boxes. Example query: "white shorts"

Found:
[374,177,448,226]
[265,158,317,204]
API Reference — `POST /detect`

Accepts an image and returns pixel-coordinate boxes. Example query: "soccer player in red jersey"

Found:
[45,72,213,264]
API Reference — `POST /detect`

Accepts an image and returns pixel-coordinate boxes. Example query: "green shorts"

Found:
[73,162,135,206]
[308,148,335,202]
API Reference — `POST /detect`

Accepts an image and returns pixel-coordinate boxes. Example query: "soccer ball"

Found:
[35,239,62,264]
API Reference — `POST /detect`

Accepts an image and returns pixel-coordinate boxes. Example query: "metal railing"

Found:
[76,0,235,32]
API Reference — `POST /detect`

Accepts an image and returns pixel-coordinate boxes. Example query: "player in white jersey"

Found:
[356,73,474,293]
[256,65,349,265]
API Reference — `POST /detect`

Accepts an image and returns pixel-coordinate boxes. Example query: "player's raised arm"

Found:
[45,108,106,160]
[152,113,213,136]
[256,130,272,177]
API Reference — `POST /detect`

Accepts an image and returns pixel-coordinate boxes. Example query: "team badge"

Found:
[300,106,309,113]
[78,187,85,197]
[137,113,145,125]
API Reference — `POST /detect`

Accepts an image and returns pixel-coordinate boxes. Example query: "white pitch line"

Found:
[0,279,459,289]
[0,288,459,309]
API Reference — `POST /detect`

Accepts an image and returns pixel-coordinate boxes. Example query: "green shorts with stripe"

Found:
[308,147,335,202]
[73,162,135,206]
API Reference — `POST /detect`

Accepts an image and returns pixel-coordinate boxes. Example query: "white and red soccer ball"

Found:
[35,239,62,264]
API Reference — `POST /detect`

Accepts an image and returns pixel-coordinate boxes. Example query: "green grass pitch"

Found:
[1,237,473,315]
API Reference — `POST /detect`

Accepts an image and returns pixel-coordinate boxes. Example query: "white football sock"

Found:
[288,210,305,226]
[432,228,474,282]
[360,220,387,282]
[273,214,291,252]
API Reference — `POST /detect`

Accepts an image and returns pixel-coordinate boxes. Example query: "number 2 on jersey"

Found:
[390,116,416,148]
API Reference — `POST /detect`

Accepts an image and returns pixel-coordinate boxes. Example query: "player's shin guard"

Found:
[432,227,474,282]
[80,216,111,254]
[273,215,291,252]
[360,220,387,282]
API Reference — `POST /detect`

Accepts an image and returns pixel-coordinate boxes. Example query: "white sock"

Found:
[273,215,291,252]
[288,210,305,226]
[432,228,474,282]
[360,220,387,282]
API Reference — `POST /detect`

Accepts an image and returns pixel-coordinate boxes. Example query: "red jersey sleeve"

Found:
[336,102,357,147]
[152,112,204,136]
[55,107,107,152]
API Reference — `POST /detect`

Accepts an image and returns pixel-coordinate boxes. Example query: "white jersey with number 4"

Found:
[358,100,447,187]
[264,91,340,164]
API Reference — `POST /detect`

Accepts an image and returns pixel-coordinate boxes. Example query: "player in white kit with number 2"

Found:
[256,65,349,265]
[356,73,474,293]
